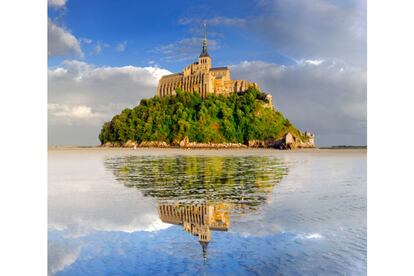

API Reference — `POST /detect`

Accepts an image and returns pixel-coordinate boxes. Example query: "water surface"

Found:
[48,148,366,275]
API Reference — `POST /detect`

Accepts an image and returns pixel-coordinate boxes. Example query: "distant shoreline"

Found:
[319,146,367,149]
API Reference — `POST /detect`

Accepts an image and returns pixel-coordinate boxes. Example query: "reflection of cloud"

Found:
[48,150,171,237]
[230,151,367,237]
[48,239,81,275]
[303,233,323,239]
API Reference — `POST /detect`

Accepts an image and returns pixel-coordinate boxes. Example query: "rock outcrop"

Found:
[176,137,247,148]
[139,141,169,148]
[273,132,315,149]
[101,132,315,149]
[123,140,137,148]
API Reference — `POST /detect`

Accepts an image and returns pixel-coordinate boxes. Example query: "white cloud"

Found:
[93,44,102,55]
[303,59,324,66]
[179,16,246,27]
[48,0,67,8]
[48,18,83,57]
[231,60,366,146]
[116,41,127,52]
[154,37,220,62]
[249,0,366,67]
[80,38,92,44]
[147,60,159,67]
[177,0,365,68]
[48,104,103,125]
[91,41,109,55]
[48,60,171,145]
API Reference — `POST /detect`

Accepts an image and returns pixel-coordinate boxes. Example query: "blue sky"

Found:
[48,0,296,70]
[48,0,366,146]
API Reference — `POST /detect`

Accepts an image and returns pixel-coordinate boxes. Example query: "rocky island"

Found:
[99,30,314,149]
[99,87,314,149]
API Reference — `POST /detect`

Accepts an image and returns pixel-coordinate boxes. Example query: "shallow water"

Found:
[48,148,366,275]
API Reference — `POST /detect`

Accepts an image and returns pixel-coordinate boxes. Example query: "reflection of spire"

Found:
[199,240,208,261]
[201,241,208,276]
[157,202,229,261]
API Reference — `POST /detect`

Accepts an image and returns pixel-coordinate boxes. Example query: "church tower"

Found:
[198,24,211,72]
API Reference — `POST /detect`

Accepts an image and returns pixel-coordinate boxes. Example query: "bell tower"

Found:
[198,24,211,72]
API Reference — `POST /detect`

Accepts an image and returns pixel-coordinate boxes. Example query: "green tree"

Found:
[98,87,305,145]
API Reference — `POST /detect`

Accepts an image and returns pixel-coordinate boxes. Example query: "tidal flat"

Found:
[48,148,366,275]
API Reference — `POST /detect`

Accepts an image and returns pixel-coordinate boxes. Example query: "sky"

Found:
[48,0,366,146]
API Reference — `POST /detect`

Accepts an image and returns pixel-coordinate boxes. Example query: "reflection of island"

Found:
[106,156,287,209]
[105,156,288,259]
[158,202,230,259]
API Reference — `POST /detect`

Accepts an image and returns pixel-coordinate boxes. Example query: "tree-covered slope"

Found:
[99,87,305,145]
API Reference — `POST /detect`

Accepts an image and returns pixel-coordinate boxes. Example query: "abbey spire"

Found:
[199,23,210,58]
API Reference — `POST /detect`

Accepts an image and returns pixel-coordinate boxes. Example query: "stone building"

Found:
[156,30,259,98]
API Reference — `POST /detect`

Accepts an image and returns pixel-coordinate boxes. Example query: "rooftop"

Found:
[210,67,229,71]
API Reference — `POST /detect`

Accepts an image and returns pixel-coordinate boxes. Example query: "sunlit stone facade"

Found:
[156,32,259,98]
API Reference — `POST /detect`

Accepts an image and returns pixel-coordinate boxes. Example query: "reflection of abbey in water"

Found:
[158,202,230,259]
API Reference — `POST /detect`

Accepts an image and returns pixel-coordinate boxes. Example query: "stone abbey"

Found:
[156,30,259,98]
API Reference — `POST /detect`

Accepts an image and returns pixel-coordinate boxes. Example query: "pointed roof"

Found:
[199,24,210,58]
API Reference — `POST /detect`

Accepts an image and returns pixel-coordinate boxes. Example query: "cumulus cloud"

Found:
[48,60,171,145]
[79,37,92,44]
[116,41,127,52]
[303,59,324,66]
[249,0,366,67]
[153,37,219,62]
[231,60,366,146]
[93,44,102,55]
[48,104,103,125]
[91,41,110,55]
[178,16,246,27]
[48,0,67,8]
[48,19,83,57]
[177,0,365,67]
[173,1,365,145]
